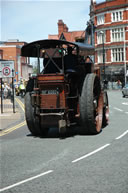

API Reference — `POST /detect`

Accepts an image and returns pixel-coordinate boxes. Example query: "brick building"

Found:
[90,0,128,86]
[48,20,85,42]
[0,39,32,82]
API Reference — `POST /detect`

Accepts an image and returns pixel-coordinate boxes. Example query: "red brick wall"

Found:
[1,46,28,82]
[126,47,128,61]
[95,16,97,26]
[91,0,128,71]
[106,30,110,43]
[106,49,111,63]
[95,32,97,44]
[0,40,29,82]
[0,50,3,59]
[105,13,111,23]
[95,0,128,11]
[5,41,27,46]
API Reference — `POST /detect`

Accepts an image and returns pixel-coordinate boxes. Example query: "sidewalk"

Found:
[0,98,24,131]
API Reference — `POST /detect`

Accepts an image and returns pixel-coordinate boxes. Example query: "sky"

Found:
[1,0,104,43]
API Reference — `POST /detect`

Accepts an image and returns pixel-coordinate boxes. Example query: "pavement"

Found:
[0,97,25,131]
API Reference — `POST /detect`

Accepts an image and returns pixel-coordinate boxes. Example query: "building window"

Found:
[97,50,106,63]
[112,48,124,62]
[97,14,104,25]
[97,31,106,44]
[111,28,124,42]
[112,11,123,22]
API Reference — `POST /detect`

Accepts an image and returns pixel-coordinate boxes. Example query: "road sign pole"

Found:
[0,61,15,113]
[0,60,15,78]
[1,78,3,113]
[12,73,15,113]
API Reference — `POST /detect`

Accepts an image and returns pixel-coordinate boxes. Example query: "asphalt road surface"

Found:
[0,90,128,193]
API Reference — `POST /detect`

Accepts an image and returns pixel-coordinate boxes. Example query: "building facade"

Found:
[90,0,128,86]
[48,20,85,42]
[0,39,33,83]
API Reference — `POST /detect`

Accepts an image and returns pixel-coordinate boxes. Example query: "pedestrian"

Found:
[117,80,122,89]
[3,83,10,99]
[1,83,4,99]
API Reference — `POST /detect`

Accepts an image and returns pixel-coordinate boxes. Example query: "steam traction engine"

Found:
[21,39,109,136]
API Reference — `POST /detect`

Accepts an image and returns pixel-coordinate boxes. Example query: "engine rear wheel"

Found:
[102,91,109,128]
[25,92,41,136]
[80,73,103,134]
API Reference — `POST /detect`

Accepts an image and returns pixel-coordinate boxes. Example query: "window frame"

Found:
[111,28,124,42]
[97,31,106,45]
[97,14,105,25]
[112,11,123,22]
[97,50,106,64]
[111,48,124,62]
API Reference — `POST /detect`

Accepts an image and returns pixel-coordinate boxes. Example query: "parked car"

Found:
[122,84,128,97]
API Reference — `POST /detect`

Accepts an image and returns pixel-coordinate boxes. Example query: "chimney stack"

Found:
[58,20,68,36]
[64,24,68,32]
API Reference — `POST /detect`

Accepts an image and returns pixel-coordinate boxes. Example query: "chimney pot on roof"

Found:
[58,20,68,36]
[58,20,64,24]
[58,19,64,36]
[64,24,68,32]
[91,0,96,4]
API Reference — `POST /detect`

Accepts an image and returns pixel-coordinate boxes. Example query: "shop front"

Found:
[100,64,125,89]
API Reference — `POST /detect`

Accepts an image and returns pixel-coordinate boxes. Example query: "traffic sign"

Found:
[2,66,11,76]
[0,60,15,78]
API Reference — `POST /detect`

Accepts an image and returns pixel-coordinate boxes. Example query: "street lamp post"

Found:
[100,31,107,89]
[103,35,105,79]
[124,28,127,85]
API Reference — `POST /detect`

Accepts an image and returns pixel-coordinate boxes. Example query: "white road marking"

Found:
[115,130,128,140]
[72,144,110,163]
[125,112,128,114]
[114,107,123,112]
[122,102,128,105]
[0,114,11,117]
[0,170,53,192]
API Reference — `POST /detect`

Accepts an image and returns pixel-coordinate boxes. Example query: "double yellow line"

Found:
[0,121,26,136]
[0,98,26,136]
[15,98,25,112]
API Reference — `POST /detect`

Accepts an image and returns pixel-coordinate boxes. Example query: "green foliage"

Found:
[33,66,38,74]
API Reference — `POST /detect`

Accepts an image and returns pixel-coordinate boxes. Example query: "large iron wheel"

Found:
[25,92,41,136]
[80,73,103,134]
[102,91,109,128]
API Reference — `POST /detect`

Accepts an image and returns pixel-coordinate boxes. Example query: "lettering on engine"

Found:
[41,90,59,95]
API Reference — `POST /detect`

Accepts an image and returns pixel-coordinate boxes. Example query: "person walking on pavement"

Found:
[3,83,10,99]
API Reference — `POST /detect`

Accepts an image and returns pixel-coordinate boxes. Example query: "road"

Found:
[0,90,128,193]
